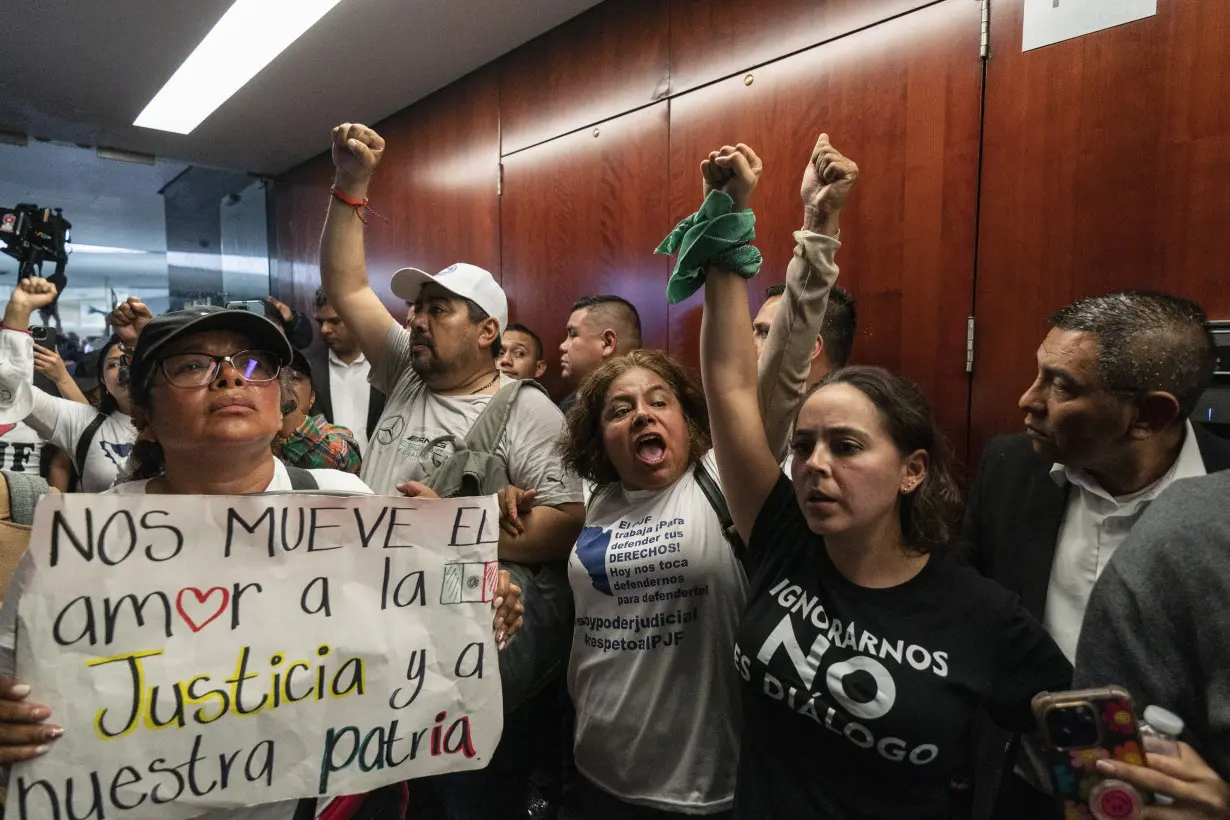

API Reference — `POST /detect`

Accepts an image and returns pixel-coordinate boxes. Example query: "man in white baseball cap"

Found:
[319,122,584,819]
[388,261,509,382]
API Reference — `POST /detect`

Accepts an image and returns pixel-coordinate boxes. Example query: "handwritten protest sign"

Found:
[11,492,504,819]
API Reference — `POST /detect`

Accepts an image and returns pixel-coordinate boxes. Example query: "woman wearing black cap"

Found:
[0,278,135,491]
[0,303,525,818]
[115,303,369,494]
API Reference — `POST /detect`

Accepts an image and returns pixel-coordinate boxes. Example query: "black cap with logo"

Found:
[128,306,293,394]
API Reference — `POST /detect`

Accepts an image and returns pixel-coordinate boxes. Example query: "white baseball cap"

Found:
[391,263,508,334]
[0,371,33,424]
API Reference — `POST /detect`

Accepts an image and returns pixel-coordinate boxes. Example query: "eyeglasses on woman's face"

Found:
[157,350,281,388]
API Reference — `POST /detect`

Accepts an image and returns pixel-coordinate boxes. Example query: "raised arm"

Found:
[32,344,88,405]
[319,123,397,370]
[0,279,65,436]
[698,145,786,546]
[758,135,858,462]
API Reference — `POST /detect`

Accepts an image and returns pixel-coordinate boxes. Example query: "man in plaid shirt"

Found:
[274,350,362,474]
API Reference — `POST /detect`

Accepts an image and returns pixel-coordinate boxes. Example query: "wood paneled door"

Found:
[667,0,985,467]
[970,0,1230,463]
[500,104,673,401]
[271,67,501,319]
[498,2,669,156]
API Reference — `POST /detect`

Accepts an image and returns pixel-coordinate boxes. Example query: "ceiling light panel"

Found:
[134,0,346,135]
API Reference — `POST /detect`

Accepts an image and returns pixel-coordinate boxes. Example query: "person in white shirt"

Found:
[308,288,385,454]
[965,290,1225,818]
[0,304,524,820]
[0,279,138,492]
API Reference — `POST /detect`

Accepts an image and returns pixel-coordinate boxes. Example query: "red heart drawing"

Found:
[176,587,230,633]
[0,424,15,437]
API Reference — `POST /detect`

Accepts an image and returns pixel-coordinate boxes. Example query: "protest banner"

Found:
[10,491,504,819]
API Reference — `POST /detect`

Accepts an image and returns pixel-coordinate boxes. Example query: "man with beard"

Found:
[319,122,584,819]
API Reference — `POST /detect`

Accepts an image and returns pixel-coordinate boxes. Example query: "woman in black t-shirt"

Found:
[693,144,1071,819]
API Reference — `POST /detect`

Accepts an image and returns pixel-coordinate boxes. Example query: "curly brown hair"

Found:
[560,349,711,487]
[804,366,963,554]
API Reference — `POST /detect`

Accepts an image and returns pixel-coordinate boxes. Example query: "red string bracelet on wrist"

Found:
[330,187,386,224]
[0,323,32,335]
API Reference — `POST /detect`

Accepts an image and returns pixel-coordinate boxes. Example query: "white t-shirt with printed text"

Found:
[568,451,748,813]
[0,329,135,491]
[0,420,43,475]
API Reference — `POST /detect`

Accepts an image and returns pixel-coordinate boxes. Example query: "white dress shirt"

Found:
[1043,421,1207,661]
[328,349,373,454]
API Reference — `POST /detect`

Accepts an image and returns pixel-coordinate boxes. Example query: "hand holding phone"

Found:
[1032,687,1150,819]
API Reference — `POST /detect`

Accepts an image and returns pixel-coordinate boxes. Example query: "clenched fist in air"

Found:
[801,134,859,236]
[701,143,764,213]
[331,123,386,197]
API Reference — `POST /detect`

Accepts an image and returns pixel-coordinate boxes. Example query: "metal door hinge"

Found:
[980,0,991,59]
[966,316,976,373]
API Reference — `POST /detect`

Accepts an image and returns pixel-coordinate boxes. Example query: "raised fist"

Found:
[801,134,859,222]
[106,297,153,348]
[331,123,385,189]
[9,278,57,312]
[701,143,763,212]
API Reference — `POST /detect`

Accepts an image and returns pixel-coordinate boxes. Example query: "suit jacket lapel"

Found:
[1194,424,1230,473]
[366,386,386,440]
[1018,469,1069,621]
[311,349,333,421]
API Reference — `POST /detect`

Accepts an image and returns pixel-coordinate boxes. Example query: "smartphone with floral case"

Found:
[1031,687,1150,820]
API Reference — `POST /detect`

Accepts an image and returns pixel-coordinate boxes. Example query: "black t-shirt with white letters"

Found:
[733,476,1071,819]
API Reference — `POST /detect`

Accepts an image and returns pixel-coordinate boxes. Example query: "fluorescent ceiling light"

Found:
[70,244,150,255]
[134,0,345,134]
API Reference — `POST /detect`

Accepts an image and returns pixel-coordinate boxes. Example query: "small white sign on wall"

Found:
[1022,0,1158,52]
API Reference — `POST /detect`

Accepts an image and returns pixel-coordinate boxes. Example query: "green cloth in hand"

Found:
[656,190,762,304]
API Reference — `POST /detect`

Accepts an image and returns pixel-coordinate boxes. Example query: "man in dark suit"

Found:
[307,288,386,454]
[964,291,1230,818]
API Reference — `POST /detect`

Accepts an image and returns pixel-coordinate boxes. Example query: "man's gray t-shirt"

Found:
[362,324,581,508]
[1074,470,1230,779]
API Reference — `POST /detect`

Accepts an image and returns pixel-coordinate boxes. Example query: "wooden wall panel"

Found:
[499,2,669,156]
[668,0,938,94]
[364,67,501,301]
[500,104,671,400]
[271,153,334,316]
[271,67,500,320]
[667,0,983,466]
[970,0,1230,462]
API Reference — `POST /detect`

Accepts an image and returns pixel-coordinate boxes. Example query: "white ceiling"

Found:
[0,0,601,176]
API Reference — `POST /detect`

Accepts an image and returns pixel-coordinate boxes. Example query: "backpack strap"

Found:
[693,461,747,566]
[419,379,548,486]
[463,379,548,452]
[74,413,108,476]
[285,466,320,491]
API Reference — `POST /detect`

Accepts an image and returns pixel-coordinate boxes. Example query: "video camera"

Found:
[0,203,71,283]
